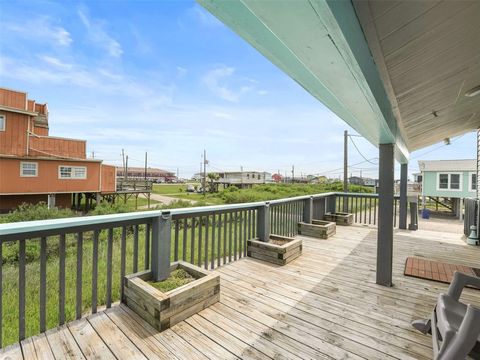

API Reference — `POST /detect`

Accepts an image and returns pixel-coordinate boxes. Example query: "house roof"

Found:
[418,159,476,172]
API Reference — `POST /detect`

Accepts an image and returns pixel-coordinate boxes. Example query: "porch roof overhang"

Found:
[197,0,480,164]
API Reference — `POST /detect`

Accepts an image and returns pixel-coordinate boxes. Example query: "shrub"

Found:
[0,202,76,224]
[89,202,130,215]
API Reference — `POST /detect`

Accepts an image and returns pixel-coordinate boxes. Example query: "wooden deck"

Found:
[2,224,480,359]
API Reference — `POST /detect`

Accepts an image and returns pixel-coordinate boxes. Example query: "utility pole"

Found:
[144,152,148,180]
[91,150,95,159]
[122,149,126,180]
[125,155,129,180]
[292,165,295,184]
[344,130,348,193]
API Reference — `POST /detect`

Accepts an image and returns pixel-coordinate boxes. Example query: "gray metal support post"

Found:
[408,201,418,230]
[326,195,336,214]
[151,211,171,281]
[399,163,408,229]
[257,202,270,241]
[377,144,394,287]
[303,197,313,223]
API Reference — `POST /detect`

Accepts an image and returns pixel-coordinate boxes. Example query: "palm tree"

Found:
[207,172,220,193]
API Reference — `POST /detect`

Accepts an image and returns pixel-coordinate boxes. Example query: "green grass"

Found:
[148,269,194,292]
[152,183,199,195]
[158,182,373,206]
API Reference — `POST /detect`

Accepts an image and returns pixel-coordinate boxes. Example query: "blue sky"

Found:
[0,1,476,179]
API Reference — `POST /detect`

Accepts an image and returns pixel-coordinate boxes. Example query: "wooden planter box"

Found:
[247,234,302,265]
[324,212,353,225]
[298,219,336,239]
[123,261,220,332]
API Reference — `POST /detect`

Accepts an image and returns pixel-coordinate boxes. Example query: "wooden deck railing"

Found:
[0,191,403,348]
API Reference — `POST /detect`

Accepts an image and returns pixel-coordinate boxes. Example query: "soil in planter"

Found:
[269,239,291,245]
[147,269,194,292]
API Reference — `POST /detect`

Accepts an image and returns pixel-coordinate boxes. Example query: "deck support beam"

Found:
[399,163,408,230]
[377,144,394,287]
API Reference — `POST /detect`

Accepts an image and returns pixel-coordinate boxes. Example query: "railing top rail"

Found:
[0,191,356,238]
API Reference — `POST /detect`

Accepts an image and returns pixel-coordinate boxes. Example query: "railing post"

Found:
[257,202,270,241]
[303,196,313,223]
[326,194,336,214]
[313,197,326,220]
[151,211,171,281]
[408,200,418,230]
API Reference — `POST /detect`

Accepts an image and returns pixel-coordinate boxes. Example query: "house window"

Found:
[437,173,462,191]
[438,174,449,189]
[470,173,477,191]
[59,166,87,179]
[20,162,38,177]
[0,115,5,131]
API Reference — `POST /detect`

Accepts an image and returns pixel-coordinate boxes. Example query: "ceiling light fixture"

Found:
[465,85,480,98]
[444,138,451,145]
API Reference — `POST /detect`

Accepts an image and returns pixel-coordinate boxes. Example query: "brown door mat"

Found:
[404,257,480,289]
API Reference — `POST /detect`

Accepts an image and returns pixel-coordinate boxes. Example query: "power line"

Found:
[349,136,377,165]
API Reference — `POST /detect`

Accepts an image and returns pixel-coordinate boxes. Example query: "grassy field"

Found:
[154,182,373,206]
[152,183,199,195]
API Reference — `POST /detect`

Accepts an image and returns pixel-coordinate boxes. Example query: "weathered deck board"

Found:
[2,225,479,360]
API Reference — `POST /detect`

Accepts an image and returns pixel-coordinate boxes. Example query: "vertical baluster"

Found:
[369,198,372,224]
[248,209,252,239]
[204,215,209,269]
[174,220,179,262]
[243,210,248,257]
[253,209,257,238]
[19,239,26,341]
[76,232,83,320]
[361,197,364,224]
[133,225,139,273]
[234,212,238,260]
[364,197,367,223]
[182,218,188,261]
[238,212,243,258]
[191,218,195,265]
[374,198,377,225]
[282,204,287,236]
[92,230,99,314]
[228,212,233,262]
[59,234,66,325]
[40,236,47,333]
[145,224,150,270]
[106,228,113,308]
[197,217,202,267]
[120,227,127,301]
[217,213,222,268]
[355,197,358,223]
[223,213,227,265]
[211,213,216,269]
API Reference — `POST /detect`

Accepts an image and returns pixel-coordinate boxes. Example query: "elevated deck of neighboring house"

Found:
[0,88,116,212]
[2,222,478,359]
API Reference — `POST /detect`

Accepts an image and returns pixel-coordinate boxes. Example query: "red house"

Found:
[0,88,116,212]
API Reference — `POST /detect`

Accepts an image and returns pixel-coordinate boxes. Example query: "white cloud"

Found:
[78,7,123,58]
[176,66,187,78]
[202,65,254,102]
[4,18,72,47]
[39,55,73,69]
[258,90,268,96]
